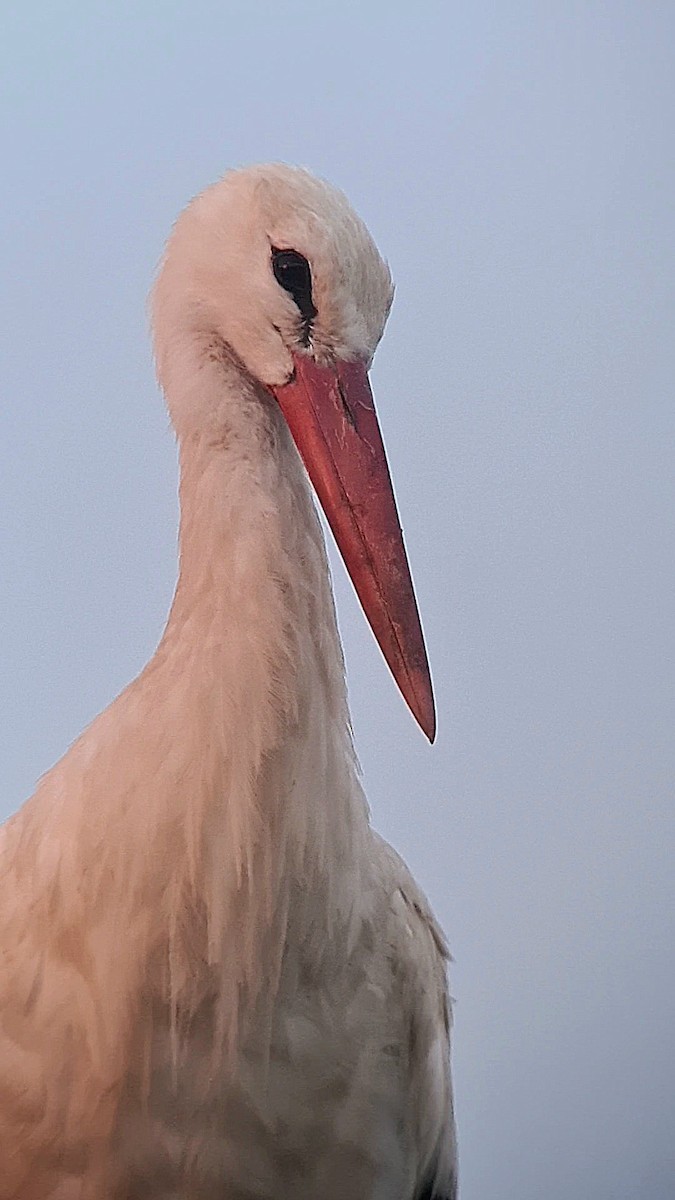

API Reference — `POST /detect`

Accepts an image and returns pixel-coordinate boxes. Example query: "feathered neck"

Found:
[15,336,370,1074]
[143,339,370,1037]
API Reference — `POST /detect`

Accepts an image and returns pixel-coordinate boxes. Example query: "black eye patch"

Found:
[271,248,317,341]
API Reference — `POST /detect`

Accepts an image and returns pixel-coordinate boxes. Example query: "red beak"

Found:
[271,353,436,741]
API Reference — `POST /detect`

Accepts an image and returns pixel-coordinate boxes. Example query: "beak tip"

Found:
[410,679,436,743]
[422,709,437,744]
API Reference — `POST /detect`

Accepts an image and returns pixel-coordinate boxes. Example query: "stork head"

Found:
[153,164,435,741]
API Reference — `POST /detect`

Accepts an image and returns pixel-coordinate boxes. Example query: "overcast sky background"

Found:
[1,3,674,1197]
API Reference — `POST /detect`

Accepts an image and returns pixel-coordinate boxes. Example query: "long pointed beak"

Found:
[271,353,436,741]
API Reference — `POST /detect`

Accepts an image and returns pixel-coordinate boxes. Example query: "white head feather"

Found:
[152,164,394,437]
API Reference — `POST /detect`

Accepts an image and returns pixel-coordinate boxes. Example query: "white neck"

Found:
[3,335,372,1140]
[134,339,370,1030]
[21,336,370,1070]
[158,339,370,962]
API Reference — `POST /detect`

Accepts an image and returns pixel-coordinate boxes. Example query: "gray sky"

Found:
[1,3,674,1197]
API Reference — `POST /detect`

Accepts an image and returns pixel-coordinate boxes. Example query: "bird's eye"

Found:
[271,248,317,334]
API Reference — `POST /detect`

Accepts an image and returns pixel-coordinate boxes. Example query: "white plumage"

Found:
[0,164,456,1199]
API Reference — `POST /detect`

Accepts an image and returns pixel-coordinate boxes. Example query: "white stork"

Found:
[0,165,457,1200]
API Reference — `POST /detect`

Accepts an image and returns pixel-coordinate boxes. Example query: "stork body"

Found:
[0,166,456,1199]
